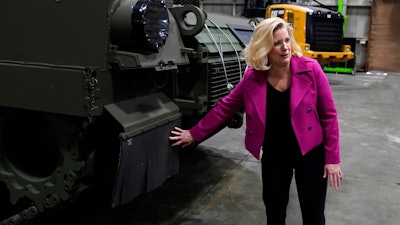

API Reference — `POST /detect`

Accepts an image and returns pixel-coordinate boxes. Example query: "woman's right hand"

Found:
[169,127,195,148]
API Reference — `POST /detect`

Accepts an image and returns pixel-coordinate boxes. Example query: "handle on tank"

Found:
[169,5,207,36]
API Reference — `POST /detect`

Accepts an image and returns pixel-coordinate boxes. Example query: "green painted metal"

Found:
[104,93,181,139]
[0,1,254,223]
[323,66,354,74]
[195,14,249,54]
[338,0,343,14]
[0,63,112,117]
[0,1,109,67]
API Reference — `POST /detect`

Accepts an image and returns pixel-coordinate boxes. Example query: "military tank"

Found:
[0,0,254,224]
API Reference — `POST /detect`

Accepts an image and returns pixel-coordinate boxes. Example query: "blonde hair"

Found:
[242,17,302,71]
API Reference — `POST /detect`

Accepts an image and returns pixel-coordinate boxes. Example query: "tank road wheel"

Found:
[0,109,85,222]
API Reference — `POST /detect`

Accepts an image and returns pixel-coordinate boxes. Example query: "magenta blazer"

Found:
[190,56,340,164]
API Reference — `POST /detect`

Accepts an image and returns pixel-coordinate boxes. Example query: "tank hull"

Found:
[0,1,254,223]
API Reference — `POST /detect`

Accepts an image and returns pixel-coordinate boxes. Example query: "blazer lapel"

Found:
[290,57,313,116]
[245,69,267,127]
[244,57,312,126]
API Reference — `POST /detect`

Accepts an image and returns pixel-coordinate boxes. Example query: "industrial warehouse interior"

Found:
[0,0,399,225]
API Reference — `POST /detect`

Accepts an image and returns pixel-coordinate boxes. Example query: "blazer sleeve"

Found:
[313,61,341,164]
[189,71,247,142]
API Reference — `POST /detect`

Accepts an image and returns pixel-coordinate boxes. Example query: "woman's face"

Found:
[267,28,292,68]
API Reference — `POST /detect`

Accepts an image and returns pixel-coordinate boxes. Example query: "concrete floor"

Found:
[40,72,400,225]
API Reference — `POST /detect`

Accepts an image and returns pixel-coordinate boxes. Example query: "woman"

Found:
[169,17,343,225]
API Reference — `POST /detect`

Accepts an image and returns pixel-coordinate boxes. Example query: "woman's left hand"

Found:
[323,164,343,190]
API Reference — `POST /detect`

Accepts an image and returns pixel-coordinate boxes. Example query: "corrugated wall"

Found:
[199,0,245,16]
[367,0,400,72]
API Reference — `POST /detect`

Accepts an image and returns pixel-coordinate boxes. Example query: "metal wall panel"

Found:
[200,0,245,16]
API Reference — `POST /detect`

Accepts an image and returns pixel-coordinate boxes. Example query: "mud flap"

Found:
[104,93,181,208]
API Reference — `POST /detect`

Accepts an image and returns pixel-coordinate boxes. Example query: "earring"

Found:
[264,57,271,70]
[264,58,270,66]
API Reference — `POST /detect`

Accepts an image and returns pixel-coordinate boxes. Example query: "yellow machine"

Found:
[266,4,354,65]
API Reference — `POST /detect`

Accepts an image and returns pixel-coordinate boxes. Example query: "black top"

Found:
[263,82,300,156]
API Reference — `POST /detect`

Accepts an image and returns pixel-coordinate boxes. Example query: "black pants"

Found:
[261,144,327,225]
